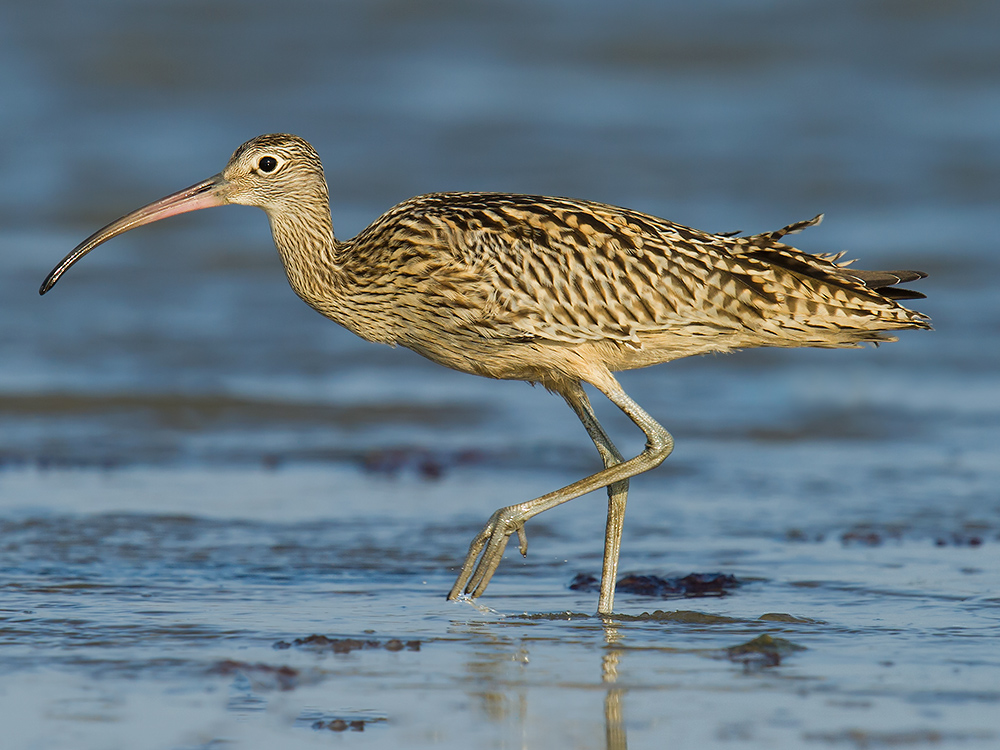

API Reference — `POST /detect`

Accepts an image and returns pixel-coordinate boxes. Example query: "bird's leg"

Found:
[562,383,628,616]
[448,374,673,614]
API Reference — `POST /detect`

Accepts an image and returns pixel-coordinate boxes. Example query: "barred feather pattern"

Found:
[234,136,928,389]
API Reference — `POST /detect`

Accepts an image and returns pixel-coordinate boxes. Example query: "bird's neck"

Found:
[267,203,396,344]
[268,202,344,305]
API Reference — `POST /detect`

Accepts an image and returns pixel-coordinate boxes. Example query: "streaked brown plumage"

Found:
[41,133,930,614]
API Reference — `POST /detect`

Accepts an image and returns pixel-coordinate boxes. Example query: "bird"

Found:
[40,133,930,614]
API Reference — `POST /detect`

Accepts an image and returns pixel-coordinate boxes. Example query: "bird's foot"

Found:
[447,506,529,602]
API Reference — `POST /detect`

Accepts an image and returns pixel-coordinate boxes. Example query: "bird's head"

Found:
[39,133,328,294]
[220,133,329,214]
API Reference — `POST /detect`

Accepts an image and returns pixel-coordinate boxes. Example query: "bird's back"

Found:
[336,192,929,377]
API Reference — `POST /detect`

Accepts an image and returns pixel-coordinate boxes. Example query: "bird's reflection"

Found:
[602,621,628,750]
[457,612,631,748]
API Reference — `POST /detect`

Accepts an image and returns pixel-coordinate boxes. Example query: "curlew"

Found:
[41,134,930,614]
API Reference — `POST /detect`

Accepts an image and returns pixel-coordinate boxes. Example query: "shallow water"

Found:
[1,1,999,748]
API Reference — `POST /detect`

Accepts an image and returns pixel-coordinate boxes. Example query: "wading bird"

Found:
[41,134,929,614]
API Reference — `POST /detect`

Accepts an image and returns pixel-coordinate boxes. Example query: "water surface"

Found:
[1,1,998,748]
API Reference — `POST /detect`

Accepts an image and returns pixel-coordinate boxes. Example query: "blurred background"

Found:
[0,2,998,747]
[0,0,996,469]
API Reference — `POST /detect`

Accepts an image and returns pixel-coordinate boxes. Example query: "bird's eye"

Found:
[258,156,279,173]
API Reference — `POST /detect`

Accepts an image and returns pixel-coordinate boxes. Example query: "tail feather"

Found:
[744,215,929,303]
[845,269,927,300]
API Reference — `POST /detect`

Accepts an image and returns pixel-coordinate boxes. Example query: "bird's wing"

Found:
[374,193,926,346]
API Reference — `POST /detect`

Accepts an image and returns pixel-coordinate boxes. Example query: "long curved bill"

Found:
[39,174,229,295]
